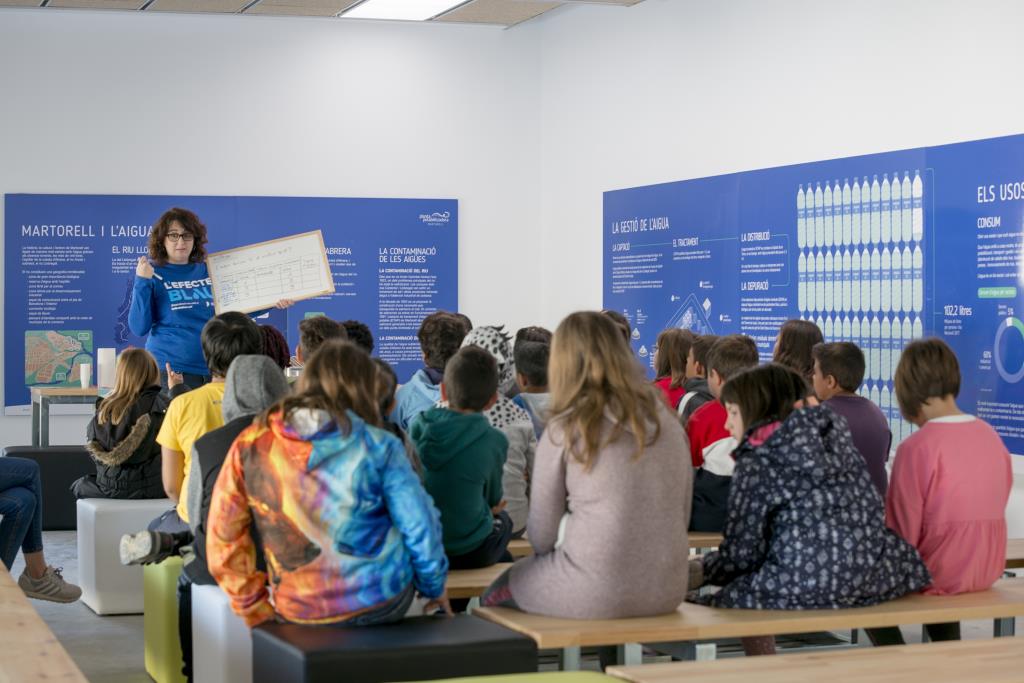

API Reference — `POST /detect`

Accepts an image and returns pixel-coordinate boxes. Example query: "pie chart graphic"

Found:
[994,316,1024,383]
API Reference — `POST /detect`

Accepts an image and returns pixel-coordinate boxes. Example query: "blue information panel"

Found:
[5,194,458,413]
[604,133,1024,455]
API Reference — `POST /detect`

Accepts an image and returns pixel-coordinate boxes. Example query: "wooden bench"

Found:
[507,532,722,561]
[607,636,1024,683]
[447,563,514,599]
[1006,538,1024,569]
[474,578,1024,668]
[0,563,87,682]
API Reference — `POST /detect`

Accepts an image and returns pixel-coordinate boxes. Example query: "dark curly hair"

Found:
[418,312,468,371]
[260,325,291,370]
[148,207,208,265]
[341,320,374,354]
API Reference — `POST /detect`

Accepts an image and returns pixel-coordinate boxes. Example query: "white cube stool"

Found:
[76,497,175,615]
[192,583,252,683]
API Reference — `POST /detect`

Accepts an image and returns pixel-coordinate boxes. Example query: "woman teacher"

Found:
[129,207,292,390]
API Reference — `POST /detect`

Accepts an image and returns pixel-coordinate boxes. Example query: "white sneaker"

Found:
[18,566,82,604]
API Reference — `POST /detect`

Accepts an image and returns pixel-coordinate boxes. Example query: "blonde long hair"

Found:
[96,349,159,426]
[548,311,663,469]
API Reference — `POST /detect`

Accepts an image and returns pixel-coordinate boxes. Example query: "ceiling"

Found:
[0,0,645,27]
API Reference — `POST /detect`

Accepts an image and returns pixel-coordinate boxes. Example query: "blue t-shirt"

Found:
[128,262,215,375]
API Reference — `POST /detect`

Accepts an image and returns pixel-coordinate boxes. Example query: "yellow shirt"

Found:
[156,382,226,523]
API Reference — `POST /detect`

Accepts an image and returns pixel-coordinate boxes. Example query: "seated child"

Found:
[689,363,930,610]
[512,341,551,439]
[812,341,890,497]
[341,319,374,354]
[678,334,718,424]
[687,335,758,532]
[74,348,168,500]
[868,338,1012,646]
[482,311,692,620]
[392,312,468,430]
[772,318,823,388]
[653,328,695,410]
[374,358,424,477]
[291,315,347,368]
[460,326,538,537]
[259,324,291,370]
[207,339,450,626]
[410,345,513,569]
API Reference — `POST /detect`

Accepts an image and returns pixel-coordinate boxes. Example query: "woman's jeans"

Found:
[0,457,44,570]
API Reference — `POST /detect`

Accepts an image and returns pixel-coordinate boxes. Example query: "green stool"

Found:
[430,675,614,683]
[144,557,187,683]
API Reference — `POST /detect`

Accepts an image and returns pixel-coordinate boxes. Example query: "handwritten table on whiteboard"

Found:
[207,230,335,314]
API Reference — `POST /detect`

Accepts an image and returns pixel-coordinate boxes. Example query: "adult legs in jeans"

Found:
[0,457,44,572]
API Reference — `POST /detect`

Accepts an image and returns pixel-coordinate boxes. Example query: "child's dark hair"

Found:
[514,341,549,388]
[690,334,719,376]
[812,342,865,393]
[372,358,398,417]
[444,345,498,411]
[774,319,824,382]
[201,312,262,377]
[341,319,374,354]
[894,338,961,420]
[515,326,553,351]
[418,312,468,371]
[260,325,291,370]
[298,315,347,358]
[720,363,808,433]
[706,334,759,382]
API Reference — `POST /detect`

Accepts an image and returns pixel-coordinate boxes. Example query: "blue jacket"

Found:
[128,262,215,375]
[392,369,442,431]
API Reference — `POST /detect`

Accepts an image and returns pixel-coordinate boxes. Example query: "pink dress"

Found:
[886,415,1012,595]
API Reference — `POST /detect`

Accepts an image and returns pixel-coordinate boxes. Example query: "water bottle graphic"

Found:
[841,314,852,343]
[797,184,807,249]
[824,250,835,313]
[824,315,834,342]
[841,249,852,312]
[870,315,882,381]
[912,315,923,340]
[860,177,872,245]
[901,245,913,313]
[901,315,913,358]
[880,316,892,381]
[823,181,834,248]
[911,170,923,241]
[870,246,882,312]
[869,383,881,411]
[807,249,818,313]
[912,244,923,312]
[814,181,824,248]
[880,173,892,244]
[890,171,902,244]
[880,246,892,314]
[881,387,893,435]
[851,314,862,352]
[870,174,882,245]
[851,248,862,313]
[815,316,826,338]
[901,171,913,243]
[798,251,807,313]
[851,178,862,247]
[841,178,852,246]
[891,247,904,314]
[815,250,826,312]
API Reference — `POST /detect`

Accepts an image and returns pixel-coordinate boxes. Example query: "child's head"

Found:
[894,338,961,424]
[418,312,468,372]
[442,345,499,412]
[269,339,380,430]
[514,341,549,392]
[201,312,263,378]
[515,326,553,352]
[97,348,159,425]
[549,311,663,468]
[297,315,347,363]
[654,328,695,388]
[705,335,759,398]
[341,319,374,354]
[773,319,824,382]
[600,309,632,342]
[687,334,719,380]
[720,364,808,441]
[461,326,516,396]
[811,342,865,400]
[260,325,291,370]
[372,358,398,419]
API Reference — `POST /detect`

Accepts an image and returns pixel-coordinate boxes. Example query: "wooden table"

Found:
[607,637,1024,683]
[30,387,98,447]
[0,563,87,682]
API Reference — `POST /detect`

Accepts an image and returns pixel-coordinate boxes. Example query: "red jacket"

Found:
[685,400,729,468]
[654,377,686,410]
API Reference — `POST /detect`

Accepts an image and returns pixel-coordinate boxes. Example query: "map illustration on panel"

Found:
[25,330,93,387]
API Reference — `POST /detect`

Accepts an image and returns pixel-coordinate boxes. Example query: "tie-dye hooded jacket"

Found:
[207,407,448,627]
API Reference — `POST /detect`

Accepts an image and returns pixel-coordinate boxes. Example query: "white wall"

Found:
[0,8,542,445]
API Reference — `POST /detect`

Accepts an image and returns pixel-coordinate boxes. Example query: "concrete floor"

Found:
[10,531,1015,682]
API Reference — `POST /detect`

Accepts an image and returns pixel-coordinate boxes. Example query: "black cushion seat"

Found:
[252,614,537,683]
[3,446,94,530]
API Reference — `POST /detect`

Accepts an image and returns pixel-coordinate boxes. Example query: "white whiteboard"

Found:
[207,230,335,314]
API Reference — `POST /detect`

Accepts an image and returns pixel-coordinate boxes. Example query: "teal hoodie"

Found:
[410,407,508,556]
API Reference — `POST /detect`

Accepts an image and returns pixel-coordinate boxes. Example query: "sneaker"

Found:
[119,530,188,565]
[18,566,82,604]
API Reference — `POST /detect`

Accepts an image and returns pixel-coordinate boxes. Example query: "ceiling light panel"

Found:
[342,0,466,21]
